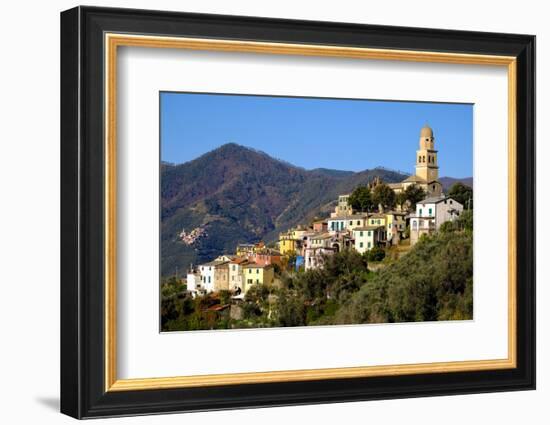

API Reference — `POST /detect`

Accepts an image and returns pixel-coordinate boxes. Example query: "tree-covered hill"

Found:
[440,176,473,192]
[325,221,473,324]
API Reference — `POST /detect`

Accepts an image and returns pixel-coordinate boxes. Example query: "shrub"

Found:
[367,246,386,262]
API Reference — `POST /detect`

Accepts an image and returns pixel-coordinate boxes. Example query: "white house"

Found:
[186,271,201,293]
[198,260,226,293]
[352,226,384,254]
[327,214,368,234]
[228,258,249,294]
[304,232,336,270]
[385,211,407,245]
[410,196,464,245]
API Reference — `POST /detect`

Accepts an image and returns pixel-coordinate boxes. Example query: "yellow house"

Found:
[367,213,386,227]
[242,263,275,293]
[278,231,297,255]
[385,212,406,243]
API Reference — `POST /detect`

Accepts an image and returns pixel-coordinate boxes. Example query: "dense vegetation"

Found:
[161,211,473,331]
[328,210,473,324]
[448,182,474,209]
[348,183,426,213]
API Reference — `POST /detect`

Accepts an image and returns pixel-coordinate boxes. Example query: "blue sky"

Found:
[161,92,473,177]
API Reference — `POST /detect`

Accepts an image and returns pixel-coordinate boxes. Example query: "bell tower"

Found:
[415,124,439,182]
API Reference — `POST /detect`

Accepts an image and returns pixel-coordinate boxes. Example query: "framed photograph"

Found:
[60,6,535,419]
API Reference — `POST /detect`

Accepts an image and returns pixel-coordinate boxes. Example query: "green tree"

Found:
[456,209,473,232]
[367,246,386,262]
[448,182,473,209]
[328,230,473,325]
[396,191,408,210]
[372,183,396,212]
[275,291,306,327]
[348,186,373,212]
[218,290,232,305]
[404,184,426,211]
[439,221,455,233]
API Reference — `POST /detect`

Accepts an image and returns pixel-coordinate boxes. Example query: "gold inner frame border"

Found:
[104,33,517,392]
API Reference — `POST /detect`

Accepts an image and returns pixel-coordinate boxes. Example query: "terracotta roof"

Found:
[230,257,249,265]
[205,304,230,312]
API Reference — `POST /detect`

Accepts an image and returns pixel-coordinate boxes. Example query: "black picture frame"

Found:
[61,5,536,419]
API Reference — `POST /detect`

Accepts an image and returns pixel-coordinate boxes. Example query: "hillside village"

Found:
[184,125,467,299]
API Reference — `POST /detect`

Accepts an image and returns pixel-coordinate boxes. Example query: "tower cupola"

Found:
[415,124,439,182]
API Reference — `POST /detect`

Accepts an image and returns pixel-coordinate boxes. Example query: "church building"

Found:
[389,125,443,196]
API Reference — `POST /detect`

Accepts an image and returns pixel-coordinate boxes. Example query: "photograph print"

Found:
[160,92,474,332]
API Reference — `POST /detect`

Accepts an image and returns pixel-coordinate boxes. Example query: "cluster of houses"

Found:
[279,207,408,271]
[178,226,207,246]
[277,124,464,270]
[186,125,465,297]
[186,242,282,297]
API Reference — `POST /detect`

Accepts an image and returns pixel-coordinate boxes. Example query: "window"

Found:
[450,200,453,205]
[247,279,252,284]
[368,242,371,248]
[357,220,360,225]
[359,242,363,248]
[349,221,352,225]
[256,279,259,284]
[359,231,363,237]
[368,231,371,236]
[429,208,432,215]
[419,208,423,216]
[231,276,234,281]
[249,269,251,274]
[208,276,211,283]
[388,223,392,228]
[256,269,259,274]
[418,155,421,162]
